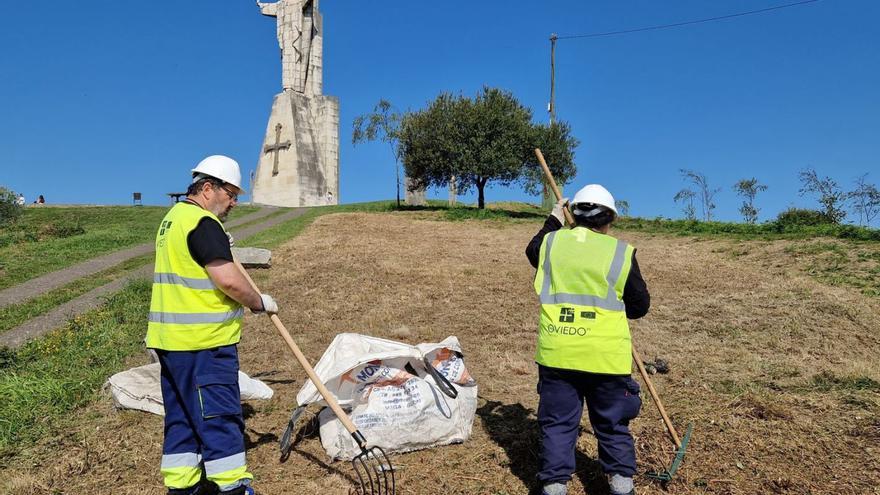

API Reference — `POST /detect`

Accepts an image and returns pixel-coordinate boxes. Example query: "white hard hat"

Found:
[571,184,617,216]
[191,155,242,191]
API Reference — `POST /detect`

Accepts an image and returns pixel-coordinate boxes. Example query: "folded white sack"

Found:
[105,363,274,416]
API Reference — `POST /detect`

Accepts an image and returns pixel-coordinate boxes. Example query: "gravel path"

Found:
[0,207,305,349]
[0,207,279,311]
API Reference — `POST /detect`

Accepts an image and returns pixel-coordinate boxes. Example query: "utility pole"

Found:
[549,33,557,124]
[543,33,559,209]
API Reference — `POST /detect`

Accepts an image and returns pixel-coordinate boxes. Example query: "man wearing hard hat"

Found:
[146,155,279,495]
[525,184,650,495]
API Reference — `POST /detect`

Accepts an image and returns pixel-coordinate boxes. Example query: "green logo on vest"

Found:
[559,307,575,323]
[580,311,596,319]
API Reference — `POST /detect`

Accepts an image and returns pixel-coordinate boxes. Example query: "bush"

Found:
[0,187,22,226]
[774,208,835,227]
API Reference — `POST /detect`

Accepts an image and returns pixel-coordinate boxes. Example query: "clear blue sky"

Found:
[1,1,877,224]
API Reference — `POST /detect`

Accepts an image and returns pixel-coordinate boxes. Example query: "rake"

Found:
[534,148,692,482]
[234,258,395,495]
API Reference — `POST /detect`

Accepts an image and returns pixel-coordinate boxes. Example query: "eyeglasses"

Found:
[218,184,239,201]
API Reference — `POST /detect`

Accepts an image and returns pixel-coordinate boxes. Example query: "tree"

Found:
[615,200,630,217]
[520,121,579,199]
[352,99,403,207]
[673,188,697,220]
[680,169,720,221]
[849,174,880,226]
[798,168,846,224]
[401,87,537,209]
[733,177,767,224]
[0,187,22,226]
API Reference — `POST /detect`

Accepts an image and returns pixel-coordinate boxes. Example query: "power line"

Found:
[556,0,821,41]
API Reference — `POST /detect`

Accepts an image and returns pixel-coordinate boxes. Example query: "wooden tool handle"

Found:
[533,147,682,449]
[632,347,681,448]
[534,148,576,227]
[233,259,361,437]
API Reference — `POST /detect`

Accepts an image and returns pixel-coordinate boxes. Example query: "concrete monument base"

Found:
[252,91,339,207]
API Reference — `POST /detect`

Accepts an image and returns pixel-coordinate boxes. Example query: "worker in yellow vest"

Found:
[146,155,278,495]
[525,184,650,495]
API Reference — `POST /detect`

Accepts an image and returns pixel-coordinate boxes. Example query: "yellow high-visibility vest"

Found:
[146,202,243,351]
[534,227,634,375]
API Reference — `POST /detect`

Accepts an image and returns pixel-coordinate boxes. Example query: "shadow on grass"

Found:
[477,398,609,495]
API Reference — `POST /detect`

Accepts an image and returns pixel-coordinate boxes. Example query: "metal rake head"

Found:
[351,445,395,495]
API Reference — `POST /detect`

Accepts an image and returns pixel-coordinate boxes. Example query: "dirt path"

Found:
[0,207,279,311]
[3,212,879,494]
[0,208,304,349]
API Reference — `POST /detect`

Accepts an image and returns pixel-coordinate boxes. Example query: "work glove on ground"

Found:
[253,293,278,314]
[551,197,569,224]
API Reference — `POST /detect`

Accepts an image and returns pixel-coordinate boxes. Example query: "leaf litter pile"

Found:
[3,212,879,494]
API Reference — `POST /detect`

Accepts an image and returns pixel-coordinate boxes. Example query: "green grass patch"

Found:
[810,371,880,392]
[614,216,880,241]
[0,279,152,457]
[0,253,154,336]
[0,206,258,290]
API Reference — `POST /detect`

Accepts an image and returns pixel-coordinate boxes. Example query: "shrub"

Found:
[774,208,835,228]
[0,187,22,226]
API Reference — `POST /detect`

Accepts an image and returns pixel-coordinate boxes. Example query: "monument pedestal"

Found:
[252,91,339,207]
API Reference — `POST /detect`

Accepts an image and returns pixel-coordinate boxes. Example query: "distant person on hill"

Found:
[16,193,25,206]
[145,155,278,495]
[34,194,45,204]
[525,184,650,495]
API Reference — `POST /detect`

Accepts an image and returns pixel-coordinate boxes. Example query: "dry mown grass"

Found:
[3,212,880,494]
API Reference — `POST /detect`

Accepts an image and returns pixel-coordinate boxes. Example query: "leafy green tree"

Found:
[352,99,403,206]
[0,187,22,226]
[798,168,846,224]
[401,87,538,209]
[520,121,579,200]
[680,169,720,221]
[849,174,880,226]
[734,177,767,224]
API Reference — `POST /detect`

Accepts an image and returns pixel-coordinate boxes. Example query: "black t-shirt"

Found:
[187,216,233,267]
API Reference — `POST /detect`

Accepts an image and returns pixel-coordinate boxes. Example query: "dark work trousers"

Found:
[157,345,249,490]
[536,364,642,483]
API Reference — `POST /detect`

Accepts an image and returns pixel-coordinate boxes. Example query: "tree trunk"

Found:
[477,177,487,209]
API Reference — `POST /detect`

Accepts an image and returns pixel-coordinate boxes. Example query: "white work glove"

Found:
[551,198,569,224]
[227,232,234,247]
[253,293,278,314]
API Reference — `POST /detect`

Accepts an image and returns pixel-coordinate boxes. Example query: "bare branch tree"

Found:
[798,168,847,224]
[615,199,630,217]
[680,169,720,221]
[352,99,403,207]
[849,174,880,226]
[673,188,697,220]
[733,177,767,224]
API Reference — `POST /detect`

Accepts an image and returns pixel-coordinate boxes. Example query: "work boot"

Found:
[608,474,635,495]
[218,485,254,495]
[168,479,218,495]
[541,482,567,495]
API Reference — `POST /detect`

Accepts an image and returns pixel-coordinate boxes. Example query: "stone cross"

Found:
[263,123,291,176]
[257,0,320,94]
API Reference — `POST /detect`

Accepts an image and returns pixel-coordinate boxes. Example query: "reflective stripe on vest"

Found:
[538,231,629,311]
[146,202,243,351]
[534,227,634,375]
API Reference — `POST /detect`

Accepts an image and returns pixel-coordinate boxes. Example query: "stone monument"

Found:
[252,0,339,207]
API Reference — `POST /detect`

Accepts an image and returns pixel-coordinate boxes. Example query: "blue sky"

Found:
[1,1,878,224]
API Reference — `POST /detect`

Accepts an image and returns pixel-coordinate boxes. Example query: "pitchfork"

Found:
[234,258,395,495]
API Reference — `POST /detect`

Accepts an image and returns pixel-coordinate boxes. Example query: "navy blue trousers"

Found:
[157,345,250,490]
[536,365,641,483]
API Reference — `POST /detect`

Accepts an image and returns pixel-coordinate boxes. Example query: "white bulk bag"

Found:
[295,333,477,460]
